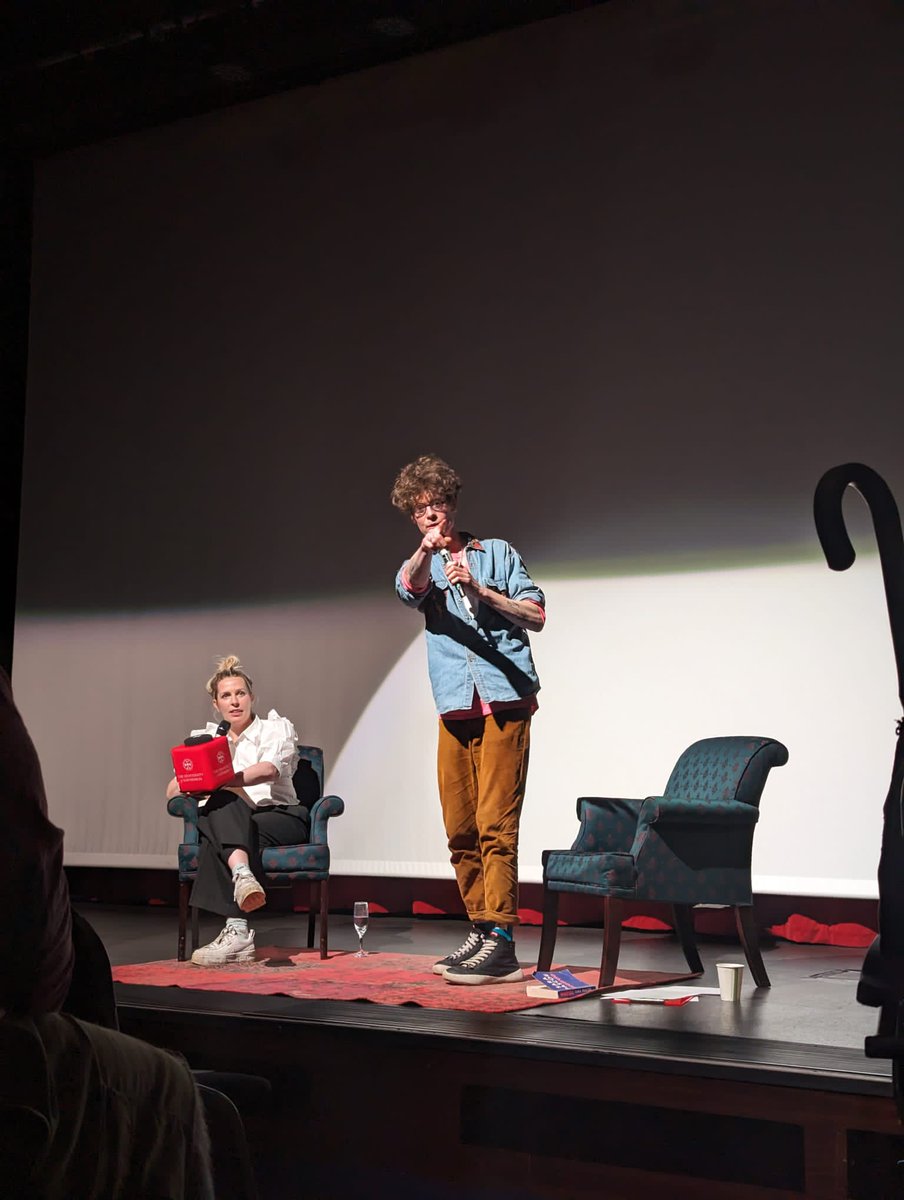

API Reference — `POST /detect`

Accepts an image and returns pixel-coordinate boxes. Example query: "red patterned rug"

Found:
[112,949,698,1013]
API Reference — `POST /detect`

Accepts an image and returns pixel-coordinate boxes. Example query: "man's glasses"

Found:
[412,499,450,518]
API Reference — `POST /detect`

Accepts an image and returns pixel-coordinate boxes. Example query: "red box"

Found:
[171,736,234,792]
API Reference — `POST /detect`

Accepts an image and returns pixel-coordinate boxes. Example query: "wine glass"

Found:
[353,901,369,957]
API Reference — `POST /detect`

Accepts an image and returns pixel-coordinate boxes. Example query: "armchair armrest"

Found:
[572,796,644,852]
[309,793,345,845]
[166,793,199,820]
[639,796,760,827]
[167,792,200,843]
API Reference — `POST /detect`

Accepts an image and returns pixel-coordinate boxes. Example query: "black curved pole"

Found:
[815,463,904,1117]
[814,462,904,712]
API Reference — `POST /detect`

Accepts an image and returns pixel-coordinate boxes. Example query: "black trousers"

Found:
[191,790,311,918]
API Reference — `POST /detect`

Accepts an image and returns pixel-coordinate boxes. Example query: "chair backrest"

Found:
[0,1020,52,1193]
[292,744,324,812]
[663,736,789,808]
[0,1105,49,1195]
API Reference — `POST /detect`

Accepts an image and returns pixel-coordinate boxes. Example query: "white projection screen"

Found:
[14,0,904,899]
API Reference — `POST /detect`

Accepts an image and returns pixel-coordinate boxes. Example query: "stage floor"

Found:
[88,902,904,1198]
[87,901,889,1097]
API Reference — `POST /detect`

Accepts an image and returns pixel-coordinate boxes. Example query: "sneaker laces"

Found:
[453,928,484,958]
[220,923,248,941]
[460,936,499,969]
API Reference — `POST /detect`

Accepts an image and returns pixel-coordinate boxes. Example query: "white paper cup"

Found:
[716,962,744,1001]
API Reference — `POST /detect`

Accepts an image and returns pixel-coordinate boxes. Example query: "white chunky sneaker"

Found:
[233,870,266,913]
[191,925,256,966]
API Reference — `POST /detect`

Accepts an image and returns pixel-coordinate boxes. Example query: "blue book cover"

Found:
[530,969,595,997]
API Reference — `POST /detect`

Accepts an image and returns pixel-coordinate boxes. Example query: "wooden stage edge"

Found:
[117,983,904,1200]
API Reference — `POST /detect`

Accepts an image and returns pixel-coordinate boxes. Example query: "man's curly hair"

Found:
[390,454,462,514]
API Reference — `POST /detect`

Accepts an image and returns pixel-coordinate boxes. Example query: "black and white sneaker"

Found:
[432,925,489,976]
[443,931,523,985]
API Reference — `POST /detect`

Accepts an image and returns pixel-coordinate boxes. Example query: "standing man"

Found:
[391,454,545,985]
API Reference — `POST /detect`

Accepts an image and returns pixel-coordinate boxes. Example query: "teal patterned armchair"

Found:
[537,736,789,988]
[167,744,345,961]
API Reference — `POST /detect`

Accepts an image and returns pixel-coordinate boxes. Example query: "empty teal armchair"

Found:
[168,744,345,961]
[537,736,789,988]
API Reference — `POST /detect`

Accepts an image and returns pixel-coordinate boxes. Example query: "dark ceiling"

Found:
[0,0,607,155]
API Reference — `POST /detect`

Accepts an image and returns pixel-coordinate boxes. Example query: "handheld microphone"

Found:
[183,718,232,747]
[438,548,475,618]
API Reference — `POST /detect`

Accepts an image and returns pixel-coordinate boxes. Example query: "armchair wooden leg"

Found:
[537,886,560,972]
[672,905,704,975]
[319,879,329,959]
[601,897,624,987]
[178,881,190,962]
[307,882,316,949]
[735,904,770,988]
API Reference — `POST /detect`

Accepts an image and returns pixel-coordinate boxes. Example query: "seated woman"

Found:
[166,655,310,966]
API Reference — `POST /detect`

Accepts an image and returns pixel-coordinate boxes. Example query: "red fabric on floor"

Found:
[111,950,697,1013]
[516,908,545,926]
[623,916,673,932]
[768,914,876,948]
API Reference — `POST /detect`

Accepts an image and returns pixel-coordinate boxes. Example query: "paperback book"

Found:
[527,968,596,999]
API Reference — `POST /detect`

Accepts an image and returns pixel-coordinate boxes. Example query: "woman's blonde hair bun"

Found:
[206,655,253,698]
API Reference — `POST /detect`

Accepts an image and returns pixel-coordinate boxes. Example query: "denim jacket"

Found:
[395,534,544,715]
